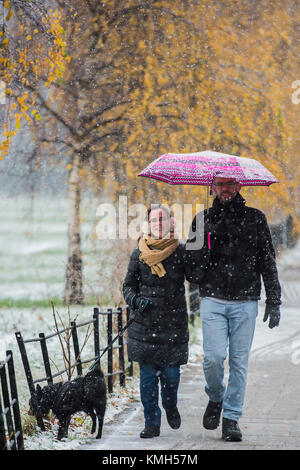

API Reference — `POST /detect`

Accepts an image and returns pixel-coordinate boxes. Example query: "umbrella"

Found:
[138,150,279,248]
[138,150,279,187]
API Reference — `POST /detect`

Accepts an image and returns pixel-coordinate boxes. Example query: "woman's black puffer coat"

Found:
[122,243,189,367]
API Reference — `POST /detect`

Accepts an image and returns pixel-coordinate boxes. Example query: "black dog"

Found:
[29,363,106,440]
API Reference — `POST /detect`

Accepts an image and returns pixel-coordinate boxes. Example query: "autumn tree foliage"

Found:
[1,1,299,304]
[119,0,300,222]
[0,0,69,158]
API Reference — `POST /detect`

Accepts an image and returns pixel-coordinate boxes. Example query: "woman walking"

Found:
[122,204,189,438]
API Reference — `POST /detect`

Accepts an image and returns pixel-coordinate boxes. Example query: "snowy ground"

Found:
[0,195,105,303]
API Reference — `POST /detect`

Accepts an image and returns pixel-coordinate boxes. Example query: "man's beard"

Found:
[219,192,236,204]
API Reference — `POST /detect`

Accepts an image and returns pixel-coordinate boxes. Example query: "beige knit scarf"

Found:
[138,232,179,278]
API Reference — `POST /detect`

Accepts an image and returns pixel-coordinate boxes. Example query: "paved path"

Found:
[80,291,300,451]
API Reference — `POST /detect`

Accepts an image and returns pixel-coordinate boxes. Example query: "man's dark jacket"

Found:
[184,192,281,305]
[122,244,189,366]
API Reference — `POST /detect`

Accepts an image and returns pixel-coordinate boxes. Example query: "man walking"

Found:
[184,175,281,442]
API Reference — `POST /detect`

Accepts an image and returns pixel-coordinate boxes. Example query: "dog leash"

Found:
[88,316,135,371]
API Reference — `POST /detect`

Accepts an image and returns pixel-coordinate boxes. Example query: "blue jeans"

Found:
[200,298,258,421]
[139,363,181,428]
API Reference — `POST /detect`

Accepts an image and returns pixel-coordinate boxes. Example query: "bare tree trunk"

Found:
[64,152,84,305]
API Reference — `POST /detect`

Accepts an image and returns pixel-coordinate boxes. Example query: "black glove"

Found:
[263,304,281,329]
[132,295,151,313]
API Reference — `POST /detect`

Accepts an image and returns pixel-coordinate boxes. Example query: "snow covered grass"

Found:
[0,194,110,303]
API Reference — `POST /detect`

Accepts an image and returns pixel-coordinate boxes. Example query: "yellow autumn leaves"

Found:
[1,1,299,229]
[0,6,70,159]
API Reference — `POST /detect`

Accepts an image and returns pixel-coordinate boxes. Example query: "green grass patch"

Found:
[0,294,113,310]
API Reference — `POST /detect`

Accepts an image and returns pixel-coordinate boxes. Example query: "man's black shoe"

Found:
[140,425,160,438]
[203,400,223,430]
[222,417,242,442]
[166,407,181,429]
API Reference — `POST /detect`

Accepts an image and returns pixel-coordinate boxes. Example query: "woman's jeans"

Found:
[200,297,258,421]
[139,363,181,428]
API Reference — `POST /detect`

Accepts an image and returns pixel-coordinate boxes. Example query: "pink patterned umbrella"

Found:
[138,150,279,250]
[138,150,279,187]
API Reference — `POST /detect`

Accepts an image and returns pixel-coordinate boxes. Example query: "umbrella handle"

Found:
[208,232,211,250]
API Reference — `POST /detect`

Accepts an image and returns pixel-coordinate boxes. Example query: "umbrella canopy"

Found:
[138,150,279,186]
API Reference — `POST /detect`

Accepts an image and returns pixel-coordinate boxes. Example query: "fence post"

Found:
[39,333,53,385]
[0,361,16,450]
[93,308,100,360]
[71,321,83,376]
[0,385,6,450]
[15,332,45,431]
[117,307,125,387]
[6,351,24,450]
[126,306,133,377]
[107,308,113,393]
